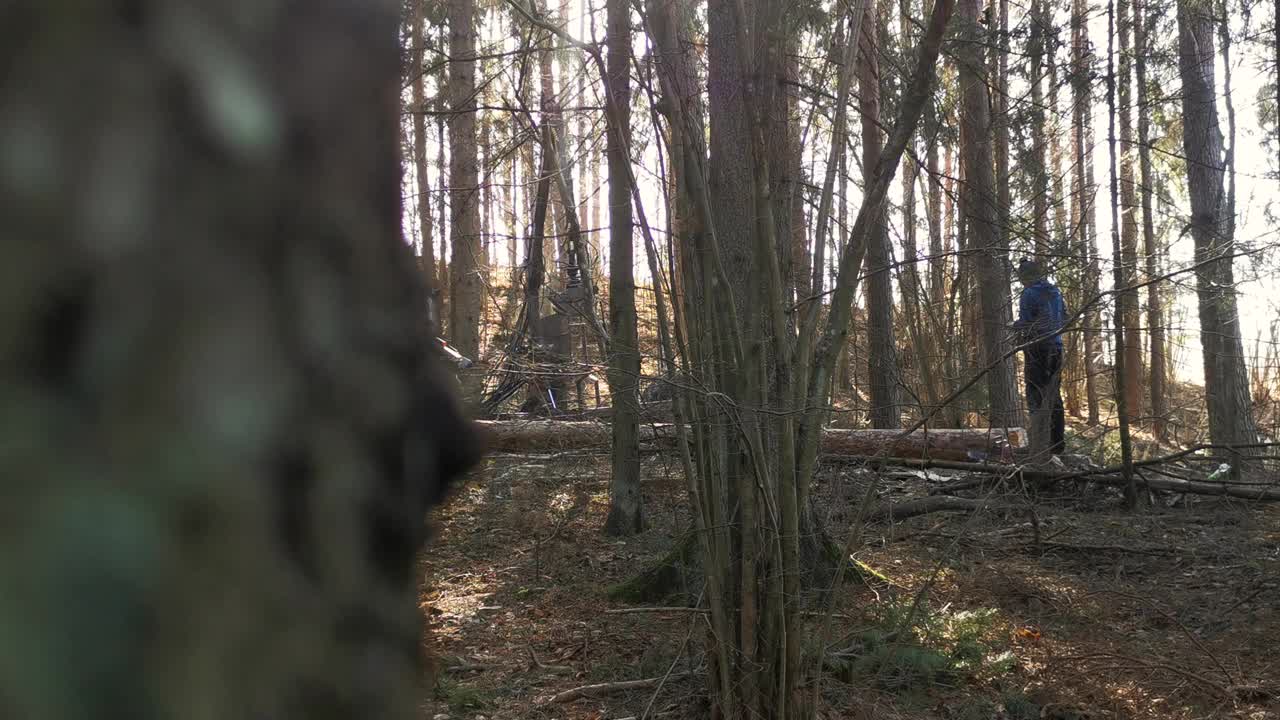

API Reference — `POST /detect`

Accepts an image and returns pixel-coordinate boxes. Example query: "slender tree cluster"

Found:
[407,0,1279,710]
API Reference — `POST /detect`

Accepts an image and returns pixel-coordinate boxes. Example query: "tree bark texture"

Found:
[1073,0,1103,425]
[1048,36,1069,258]
[1117,0,1143,423]
[1106,0,1139,507]
[1175,0,1260,454]
[412,0,437,294]
[899,0,942,418]
[437,111,451,330]
[1134,0,1166,439]
[1029,0,1051,255]
[958,0,1022,430]
[0,2,480,718]
[604,0,643,536]
[994,0,1012,248]
[860,0,901,429]
[927,117,945,310]
[449,0,483,394]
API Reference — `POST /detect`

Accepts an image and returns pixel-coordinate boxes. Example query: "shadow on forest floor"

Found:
[419,438,1280,720]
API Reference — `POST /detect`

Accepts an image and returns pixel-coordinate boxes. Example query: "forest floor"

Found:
[419,438,1280,720]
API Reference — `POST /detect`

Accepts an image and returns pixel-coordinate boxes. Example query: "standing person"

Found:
[1012,258,1067,455]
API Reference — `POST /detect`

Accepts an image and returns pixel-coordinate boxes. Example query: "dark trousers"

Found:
[1025,345,1065,454]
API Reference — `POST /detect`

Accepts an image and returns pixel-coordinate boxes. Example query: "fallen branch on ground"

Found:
[1034,542,1174,556]
[865,496,1017,522]
[1060,651,1231,698]
[604,606,708,615]
[549,672,694,703]
[830,454,1280,502]
[528,645,572,675]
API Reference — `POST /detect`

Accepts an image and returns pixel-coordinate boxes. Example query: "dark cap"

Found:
[1018,257,1044,278]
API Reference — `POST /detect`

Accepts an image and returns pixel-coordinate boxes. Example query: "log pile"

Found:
[476,420,1024,461]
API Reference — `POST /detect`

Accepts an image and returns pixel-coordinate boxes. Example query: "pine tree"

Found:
[960,0,1022,430]
[603,0,643,535]
[1176,0,1260,461]
[861,0,901,428]
[448,0,482,393]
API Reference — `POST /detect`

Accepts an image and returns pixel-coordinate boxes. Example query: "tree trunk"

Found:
[449,0,482,397]
[437,111,451,332]
[860,0,901,429]
[508,123,520,278]
[959,0,1022,430]
[927,116,945,310]
[1175,0,1260,460]
[784,50,811,305]
[1029,0,1051,256]
[412,0,437,298]
[1117,0,1143,423]
[1048,33,1069,258]
[1106,0,1139,508]
[838,150,853,391]
[1051,30,1083,420]
[604,0,643,536]
[0,3,480,718]
[1073,0,1103,425]
[480,117,494,283]
[1135,0,1166,439]
[994,0,1012,248]
[900,0,942,418]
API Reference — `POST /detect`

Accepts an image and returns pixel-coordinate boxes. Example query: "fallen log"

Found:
[822,427,1024,460]
[490,399,673,422]
[476,420,1024,460]
[1102,473,1280,502]
[865,496,1014,522]
[840,455,1280,502]
[478,420,676,452]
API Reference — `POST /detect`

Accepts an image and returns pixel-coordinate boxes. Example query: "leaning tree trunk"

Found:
[0,2,480,718]
[448,0,483,397]
[604,0,643,536]
[860,0,901,428]
[958,0,1022,430]
[1175,0,1260,461]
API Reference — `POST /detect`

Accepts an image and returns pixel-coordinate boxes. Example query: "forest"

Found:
[410,0,1280,716]
[1,0,1278,719]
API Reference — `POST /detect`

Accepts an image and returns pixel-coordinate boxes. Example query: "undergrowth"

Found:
[826,596,1017,694]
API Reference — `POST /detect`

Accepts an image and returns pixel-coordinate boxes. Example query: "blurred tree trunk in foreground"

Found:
[0,2,478,718]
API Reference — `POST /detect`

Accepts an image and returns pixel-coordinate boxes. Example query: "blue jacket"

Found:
[1014,280,1066,350]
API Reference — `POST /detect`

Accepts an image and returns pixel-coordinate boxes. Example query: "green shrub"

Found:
[834,598,1017,693]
